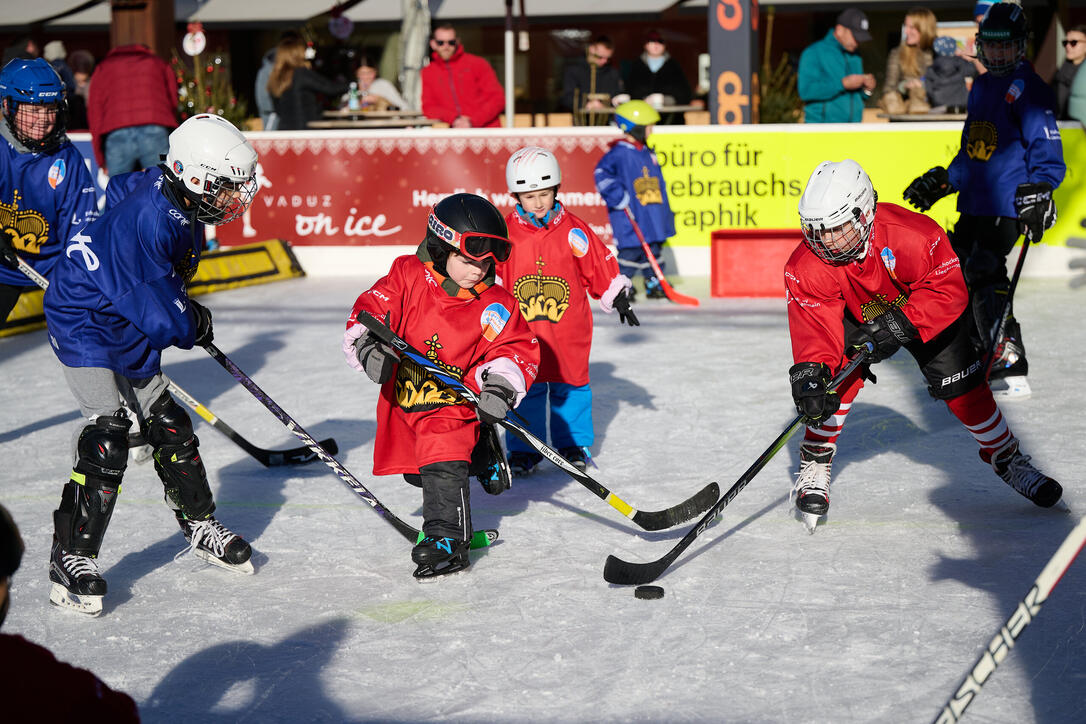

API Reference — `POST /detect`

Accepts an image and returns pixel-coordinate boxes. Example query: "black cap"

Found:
[837,8,872,43]
[0,503,23,579]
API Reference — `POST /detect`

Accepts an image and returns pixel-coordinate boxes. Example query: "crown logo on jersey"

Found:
[965,121,997,162]
[633,167,662,206]
[512,256,571,323]
[0,190,49,255]
[859,292,907,323]
[394,333,465,412]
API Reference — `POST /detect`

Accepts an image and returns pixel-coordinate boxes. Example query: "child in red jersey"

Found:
[786,159,1061,532]
[495,146,638,476]
[342,193,539,579]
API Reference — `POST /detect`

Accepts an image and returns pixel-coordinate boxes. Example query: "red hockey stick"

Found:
[622,207,700,307]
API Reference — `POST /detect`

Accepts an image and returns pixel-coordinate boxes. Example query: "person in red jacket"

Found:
[785,159,1061,532]
[87,44,177,175]
[0,503,140,721]
[342,194,539,578]
[496,146,638,475]
[420,24,504,129]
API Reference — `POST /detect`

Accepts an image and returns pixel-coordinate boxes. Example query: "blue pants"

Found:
[617,244,665,281]
[506,382,593,453]
[104,124,170,175]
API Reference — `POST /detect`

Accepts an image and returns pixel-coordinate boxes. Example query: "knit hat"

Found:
[933,36,959,58]
[43,40,66,62]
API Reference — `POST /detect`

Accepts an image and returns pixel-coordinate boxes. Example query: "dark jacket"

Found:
[273,66,348,131]
[924,56,975,110]
[559,57,623,111]
[626,54,691,106]
[1052,60,1083,119]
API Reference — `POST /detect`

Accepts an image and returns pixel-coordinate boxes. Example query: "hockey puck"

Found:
[634,585,665,600]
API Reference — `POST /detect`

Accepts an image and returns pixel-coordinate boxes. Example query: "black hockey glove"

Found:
[903,166,953,212]
[354,334,397,385]
[1014,182,1056,243]
[0,232,18,269]
[190,299,214,347]
[612,289,640,327]
[850,308,918,363]
[477,371,517,425]
[789,362,840,426]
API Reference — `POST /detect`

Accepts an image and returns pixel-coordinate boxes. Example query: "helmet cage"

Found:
[975,36,1026,76]
[163,114,258,226]
[427,206,511,262]
[801,215,871,265]
[0,58,68,153]
[192,174,259,226]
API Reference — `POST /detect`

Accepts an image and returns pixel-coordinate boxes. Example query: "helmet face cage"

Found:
[194,174,259,225]
[427,205,511,263]
[798,160,876,265]
[976,3,1028,76]
[506,146,562,194]
[0,58,68,153]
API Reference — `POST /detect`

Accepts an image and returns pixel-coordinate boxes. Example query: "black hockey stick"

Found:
[357,311,719,531]
[203,342,497,549]
[982,231,1033,381]
[13,256,337,467]
[932,514,1086,724]
[603,345,872,585]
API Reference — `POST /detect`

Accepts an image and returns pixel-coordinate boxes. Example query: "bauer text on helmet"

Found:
[798,159,877,265]
[164,114,259,226]
[506,146,562,193]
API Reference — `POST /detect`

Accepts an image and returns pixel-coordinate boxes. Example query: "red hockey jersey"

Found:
[785,202,968,369]
[349,253,539,475]
[496,206,624,385]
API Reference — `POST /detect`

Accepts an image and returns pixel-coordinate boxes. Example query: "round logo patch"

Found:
[480,303,511,341]
[568,227,590,258]
[173,160,184,175]
[48,158,66,189]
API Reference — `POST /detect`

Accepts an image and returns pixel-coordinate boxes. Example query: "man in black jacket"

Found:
[559,36,626,125]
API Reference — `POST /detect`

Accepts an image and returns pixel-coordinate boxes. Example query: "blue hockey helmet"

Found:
[0,57,68,152]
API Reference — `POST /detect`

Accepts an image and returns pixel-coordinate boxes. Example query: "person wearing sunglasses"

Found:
[558,35,627,125]
[1052,25,1086,119]
[343,194,539,579]
[420,23,504,129]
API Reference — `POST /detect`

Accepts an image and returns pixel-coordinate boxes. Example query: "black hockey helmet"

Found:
[425,193,511,265]
[976,2,1029,76]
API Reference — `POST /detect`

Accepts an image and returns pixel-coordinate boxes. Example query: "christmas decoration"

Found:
[171,46,248,128]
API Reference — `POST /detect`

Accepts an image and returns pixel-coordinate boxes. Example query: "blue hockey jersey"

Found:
[0,131,97,287]
[43,167,202,377]
[594,139,676,249]
[947,61,1065,218]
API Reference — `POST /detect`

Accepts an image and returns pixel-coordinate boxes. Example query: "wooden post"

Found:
[109,0,175,58]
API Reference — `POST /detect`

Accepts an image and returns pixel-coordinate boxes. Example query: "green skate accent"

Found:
[415,529,499,550]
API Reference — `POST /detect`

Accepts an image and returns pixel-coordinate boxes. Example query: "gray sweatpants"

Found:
[61,364,168,463]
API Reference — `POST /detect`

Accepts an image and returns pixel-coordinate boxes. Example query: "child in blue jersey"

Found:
[594,100,676,300]
[904,3,1065,400]
[42,114,260,616]
[0,58,97,323]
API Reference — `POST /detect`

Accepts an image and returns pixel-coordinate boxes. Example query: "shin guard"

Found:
[146,392,215,521]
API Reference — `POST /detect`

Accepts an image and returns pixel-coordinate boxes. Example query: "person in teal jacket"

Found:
[1069,52,1086,124]
[798,8,876,123]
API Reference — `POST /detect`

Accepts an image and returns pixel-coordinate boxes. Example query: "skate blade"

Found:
[413,559,471,581]
[794,509,824,534]
[991,376,1031,400]
[193,549,255,575]
[49,583,103,616]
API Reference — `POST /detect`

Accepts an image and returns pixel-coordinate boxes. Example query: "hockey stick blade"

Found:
[604,347,871,585]
[623,207,700,307]
[357,311,718,530]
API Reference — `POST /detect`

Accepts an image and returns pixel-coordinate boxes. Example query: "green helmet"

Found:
[614,100,661,134]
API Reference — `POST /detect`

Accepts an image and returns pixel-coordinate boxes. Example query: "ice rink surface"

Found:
[2,273,1083,723]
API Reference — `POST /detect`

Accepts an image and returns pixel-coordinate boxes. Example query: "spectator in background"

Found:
[1053,25,1086,119]
[87,44,177,175]
[925,36,976,112]
[959,0,996,77]
[42,41,76,95]
[66,49,94,131]
[420,23,504,128]
[254,31,300,131]
[559,35,626,124]
[267,37,349,131]
[0,502,141,721]
[880,7,937,115]
[1069,48,1086,123]
[343,54,409,111]
[626,30,694,124]
[2,37,39,67]
[798,8,876,123]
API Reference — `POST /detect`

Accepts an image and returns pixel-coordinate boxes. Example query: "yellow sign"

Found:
[653,125,1086,248]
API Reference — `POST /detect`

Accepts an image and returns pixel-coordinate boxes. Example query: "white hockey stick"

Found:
[932,514,1086,723]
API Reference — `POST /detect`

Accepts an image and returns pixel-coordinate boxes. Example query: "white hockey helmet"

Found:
[163,114,259,226]
[505,146,561,194]
[797,159,877,265]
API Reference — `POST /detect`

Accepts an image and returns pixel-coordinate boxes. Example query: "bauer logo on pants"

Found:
[480,303,511,341]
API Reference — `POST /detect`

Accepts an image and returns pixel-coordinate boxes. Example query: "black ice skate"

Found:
[989,317,1030,399]
[989,439,1062,508]
[469,424,511,495]
[48,536,106,616]
[558,446,589,472]
[645,277,667,299]
[175,514,254,574]
[508,451,543,477]
[411,536,469,580]
[792,442,836,533]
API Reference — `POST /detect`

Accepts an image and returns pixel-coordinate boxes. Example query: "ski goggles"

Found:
[427,207,511,262]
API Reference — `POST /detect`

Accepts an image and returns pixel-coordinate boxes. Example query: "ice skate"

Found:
[645,277,667,299]
[175,514,255,574]
[558,446,590,472]
[48,537,105,616]
[989,319,1030,399]
[412,536,470,580]
[988,439,1062,508]
[792,442,835,533]
[509,451,543,477]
